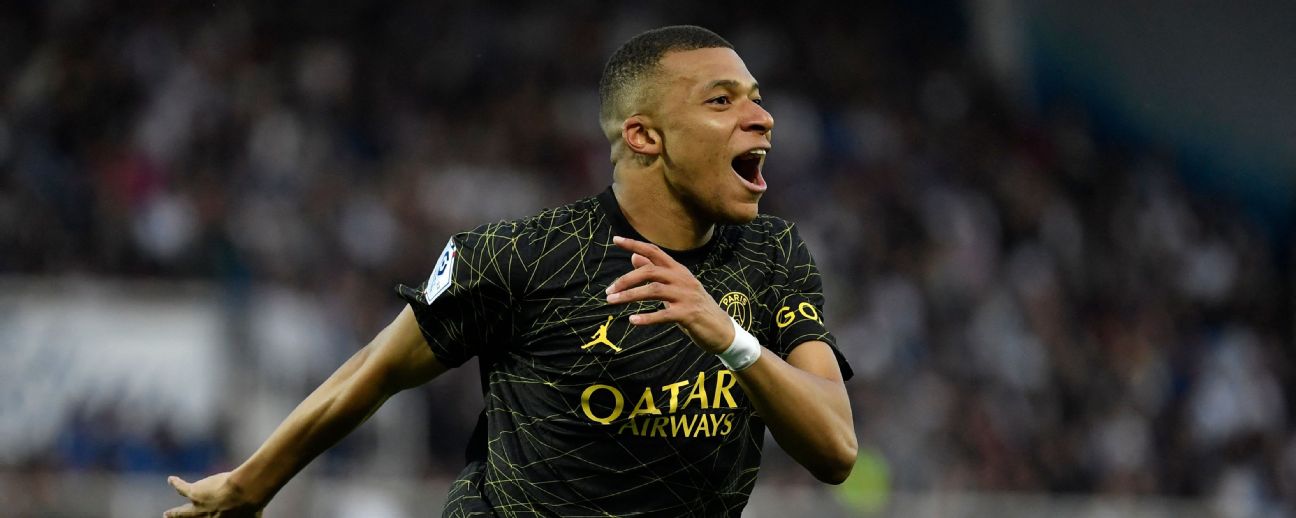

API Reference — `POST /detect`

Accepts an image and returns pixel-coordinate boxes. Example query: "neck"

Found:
[611,162,715,251]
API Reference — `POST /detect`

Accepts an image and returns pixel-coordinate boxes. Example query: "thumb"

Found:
[168,476,192,498]
[630,253,652,269]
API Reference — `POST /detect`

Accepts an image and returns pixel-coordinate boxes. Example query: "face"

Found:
[649,47,774,224]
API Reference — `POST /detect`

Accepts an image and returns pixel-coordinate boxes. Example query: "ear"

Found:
[621,116,662,157]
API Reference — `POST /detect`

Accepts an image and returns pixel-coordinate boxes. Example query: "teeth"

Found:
[748,149,766,157]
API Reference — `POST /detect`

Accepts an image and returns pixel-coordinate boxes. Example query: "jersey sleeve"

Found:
[767,224,854,381]
[396,223,520,368]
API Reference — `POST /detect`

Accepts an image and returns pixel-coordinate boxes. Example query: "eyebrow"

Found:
[703,79,760,93]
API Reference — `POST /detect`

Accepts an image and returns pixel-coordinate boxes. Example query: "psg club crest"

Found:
[718,292,752,331]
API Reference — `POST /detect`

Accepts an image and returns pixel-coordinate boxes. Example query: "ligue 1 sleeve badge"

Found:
[424,238,458,303]
[718,292,752,331]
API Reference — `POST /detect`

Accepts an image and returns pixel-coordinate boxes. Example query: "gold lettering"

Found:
[610,412,738,438]
[683,372,709,410]
[670,414,696,437]
[695,413,712,436]
[661,380,689,413]
[707,414,723,434]
[776,306,796,328]
[617,417,640,436]
[650,416,670,437]
[580,384,624,425]
[713,369,737,409]
[628,387,662,418]
[797,302,820,322]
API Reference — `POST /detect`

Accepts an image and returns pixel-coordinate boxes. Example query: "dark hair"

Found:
[598,25,733,138]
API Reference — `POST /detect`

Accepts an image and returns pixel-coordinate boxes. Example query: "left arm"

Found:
[606,236,857,484]
[730,341,855,483]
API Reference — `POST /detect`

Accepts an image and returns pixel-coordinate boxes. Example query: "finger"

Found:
[163,503,201,518]
[628,308,678,326]
[612,236,675,266]
[168,476,192,498]
[606,266,668,296]
[607,282,678,305]
[630,252,652,269]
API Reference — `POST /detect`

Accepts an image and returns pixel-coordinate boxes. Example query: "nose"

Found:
[742,101,774,135]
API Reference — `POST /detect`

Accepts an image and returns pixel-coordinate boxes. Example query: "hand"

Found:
[164,473,263,518]
[605,236,735,354]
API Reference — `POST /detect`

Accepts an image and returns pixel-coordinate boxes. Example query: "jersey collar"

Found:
[596,186,718,269]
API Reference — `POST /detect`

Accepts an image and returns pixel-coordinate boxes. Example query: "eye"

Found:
[706,95,731,106]
[752,98,764,106]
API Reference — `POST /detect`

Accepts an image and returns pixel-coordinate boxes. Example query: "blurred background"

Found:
[1,0,1293,516]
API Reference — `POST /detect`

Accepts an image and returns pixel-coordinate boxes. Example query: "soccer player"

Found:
[164,25,856,517]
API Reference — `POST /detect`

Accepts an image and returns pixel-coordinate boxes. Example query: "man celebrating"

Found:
[165,25,855,517]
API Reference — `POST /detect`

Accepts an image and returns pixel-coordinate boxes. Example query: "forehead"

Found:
[656,47,757,93]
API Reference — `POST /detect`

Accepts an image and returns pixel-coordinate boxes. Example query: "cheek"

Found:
[675,117,728,150]
[699,119,730,151]
[691,124,730,164]
[663,118,732,189]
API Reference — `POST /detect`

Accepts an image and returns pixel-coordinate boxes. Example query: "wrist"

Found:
[715,317,762,371]
[226,466,271,508]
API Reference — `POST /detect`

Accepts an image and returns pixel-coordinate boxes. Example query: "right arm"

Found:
[164,305,447,517]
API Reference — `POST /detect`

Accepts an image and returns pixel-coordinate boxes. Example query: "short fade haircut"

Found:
[598,25,733,142]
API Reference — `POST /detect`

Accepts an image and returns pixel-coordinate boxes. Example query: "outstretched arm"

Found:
[164,305,447,517]
[605,236,856,484]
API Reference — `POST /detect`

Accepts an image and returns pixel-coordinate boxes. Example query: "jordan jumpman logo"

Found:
[581,315,622,352]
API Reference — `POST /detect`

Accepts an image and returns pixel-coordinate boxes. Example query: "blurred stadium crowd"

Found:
[1,0,1291,515]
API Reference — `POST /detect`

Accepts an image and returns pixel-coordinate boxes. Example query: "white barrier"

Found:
[0,471,1217,517]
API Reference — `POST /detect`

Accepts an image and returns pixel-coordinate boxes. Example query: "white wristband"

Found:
[717,316,762,372]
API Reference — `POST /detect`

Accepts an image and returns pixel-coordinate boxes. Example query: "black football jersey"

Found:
[398,187,852,517]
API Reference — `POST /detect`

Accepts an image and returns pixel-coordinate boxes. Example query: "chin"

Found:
[716,201,760,224]
[681,185,760,225]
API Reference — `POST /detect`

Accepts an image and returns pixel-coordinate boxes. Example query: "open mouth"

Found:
[731,149,766,188]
